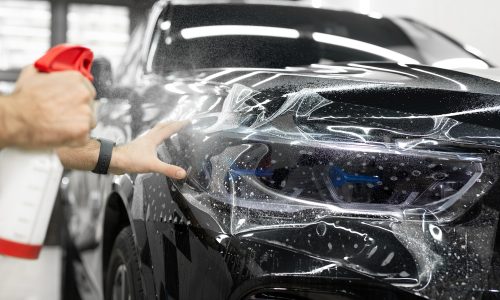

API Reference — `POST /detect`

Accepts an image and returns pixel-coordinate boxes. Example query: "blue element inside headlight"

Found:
[329,167,380,188]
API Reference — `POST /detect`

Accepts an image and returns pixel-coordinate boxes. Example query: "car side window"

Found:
[147,9,175,74]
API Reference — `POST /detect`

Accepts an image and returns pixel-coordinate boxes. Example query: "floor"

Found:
[0,246,61,300]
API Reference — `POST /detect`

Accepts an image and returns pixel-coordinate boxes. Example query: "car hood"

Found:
[174,63,500,94]
[152,63,500,140]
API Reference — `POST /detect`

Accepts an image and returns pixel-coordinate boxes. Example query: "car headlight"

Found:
[167,84,500,234]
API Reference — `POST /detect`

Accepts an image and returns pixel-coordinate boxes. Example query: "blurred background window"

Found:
[67,4,130,69]
[0,0,51,71]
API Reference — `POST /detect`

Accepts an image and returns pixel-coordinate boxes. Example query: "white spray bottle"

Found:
[0,44,94,259]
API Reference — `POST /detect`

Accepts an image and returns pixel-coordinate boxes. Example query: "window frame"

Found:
[0,0,135,83]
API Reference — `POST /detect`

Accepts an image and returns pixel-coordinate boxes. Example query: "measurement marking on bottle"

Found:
[17,217,31,224]
[27,184,43,191]
[13,232,27,240]
[33,167,50,173]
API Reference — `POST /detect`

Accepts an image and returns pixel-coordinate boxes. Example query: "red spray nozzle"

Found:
[34,44,94,81]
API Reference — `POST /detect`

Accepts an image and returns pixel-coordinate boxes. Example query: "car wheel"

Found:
[104,226,144,300]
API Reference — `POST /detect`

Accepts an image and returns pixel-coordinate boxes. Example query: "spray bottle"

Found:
[0,45,94,259]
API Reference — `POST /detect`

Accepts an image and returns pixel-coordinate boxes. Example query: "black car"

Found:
[60,1,500,300]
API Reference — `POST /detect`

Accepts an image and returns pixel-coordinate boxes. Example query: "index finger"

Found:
[150,120,191,145]
[54,70,96,100]
[81,77,96,99]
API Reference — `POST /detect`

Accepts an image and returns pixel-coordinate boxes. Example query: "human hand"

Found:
[1,65,96,148]
[109,121,189,179]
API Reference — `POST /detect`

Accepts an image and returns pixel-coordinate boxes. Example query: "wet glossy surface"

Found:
[61,2,500,300]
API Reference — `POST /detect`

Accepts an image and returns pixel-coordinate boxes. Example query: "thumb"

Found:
[152,159,187,179]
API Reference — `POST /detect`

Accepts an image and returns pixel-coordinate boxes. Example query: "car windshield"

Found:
[149,3,488,73]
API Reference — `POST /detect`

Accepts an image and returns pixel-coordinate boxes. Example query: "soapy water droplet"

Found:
[431,172,448,180]
[328,242,333,250]
[429,224,443,241]
[316,222,327,236]
[399,271,410,277]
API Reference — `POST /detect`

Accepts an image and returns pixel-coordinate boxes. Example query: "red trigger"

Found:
[34,44,94,81]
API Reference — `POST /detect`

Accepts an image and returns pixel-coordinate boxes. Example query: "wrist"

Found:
[109,145,127,175]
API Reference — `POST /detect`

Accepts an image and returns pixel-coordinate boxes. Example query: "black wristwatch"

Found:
[92,138,116,175]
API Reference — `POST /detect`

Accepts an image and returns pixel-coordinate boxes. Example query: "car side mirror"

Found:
[91,57,113,99]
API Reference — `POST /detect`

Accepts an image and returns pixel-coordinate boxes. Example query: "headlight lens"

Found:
[167,84,500,234]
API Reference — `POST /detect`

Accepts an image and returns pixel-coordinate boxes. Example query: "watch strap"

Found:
[92,138,116,175]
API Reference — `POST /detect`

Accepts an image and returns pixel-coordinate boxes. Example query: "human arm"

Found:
[57,121,188,179]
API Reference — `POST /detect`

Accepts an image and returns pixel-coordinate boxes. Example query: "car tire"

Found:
[104,226,144,300]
